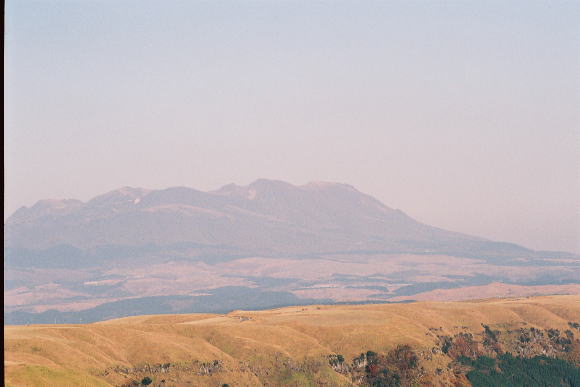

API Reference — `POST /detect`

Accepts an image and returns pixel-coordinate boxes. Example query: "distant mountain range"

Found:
[5,179,559,260]
[4,179,579,324]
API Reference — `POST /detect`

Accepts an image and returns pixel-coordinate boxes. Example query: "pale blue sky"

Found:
[5,0,580,252]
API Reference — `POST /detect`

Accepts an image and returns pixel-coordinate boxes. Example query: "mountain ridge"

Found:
[5,179,486,254]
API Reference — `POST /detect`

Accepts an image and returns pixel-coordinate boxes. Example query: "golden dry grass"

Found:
[5,295,580,386]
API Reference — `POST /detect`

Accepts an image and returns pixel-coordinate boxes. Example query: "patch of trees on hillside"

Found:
[459,354,580,387]
[329,345,423,386]
[327,322,580,386]
[435,323,577,361]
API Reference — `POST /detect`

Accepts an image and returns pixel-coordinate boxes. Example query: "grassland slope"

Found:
[5,295,580,386]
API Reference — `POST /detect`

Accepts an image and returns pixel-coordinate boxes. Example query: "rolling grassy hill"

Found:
[5,295,580,386]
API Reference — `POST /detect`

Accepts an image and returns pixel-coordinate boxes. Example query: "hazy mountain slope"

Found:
[5,179,493,256]
[5,295,580,386]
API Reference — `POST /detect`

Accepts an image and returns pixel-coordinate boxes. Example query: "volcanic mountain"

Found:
[4,180,579,324]
[5,179,529,258]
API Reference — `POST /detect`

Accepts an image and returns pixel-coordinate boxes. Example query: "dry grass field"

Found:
[5,295,580,386]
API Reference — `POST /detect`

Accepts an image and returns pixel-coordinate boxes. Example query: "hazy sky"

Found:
[5,0,580,253]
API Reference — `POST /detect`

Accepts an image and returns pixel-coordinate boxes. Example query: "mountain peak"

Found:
[87,187,150,206]
[302,181,357,191]
[108,186,151,197]
[214,179,298,200]
[6,199,83,225]
[31,198,83,210]
[248,179,296,189]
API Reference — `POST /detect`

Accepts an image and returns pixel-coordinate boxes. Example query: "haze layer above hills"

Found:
[4,180,579,323]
